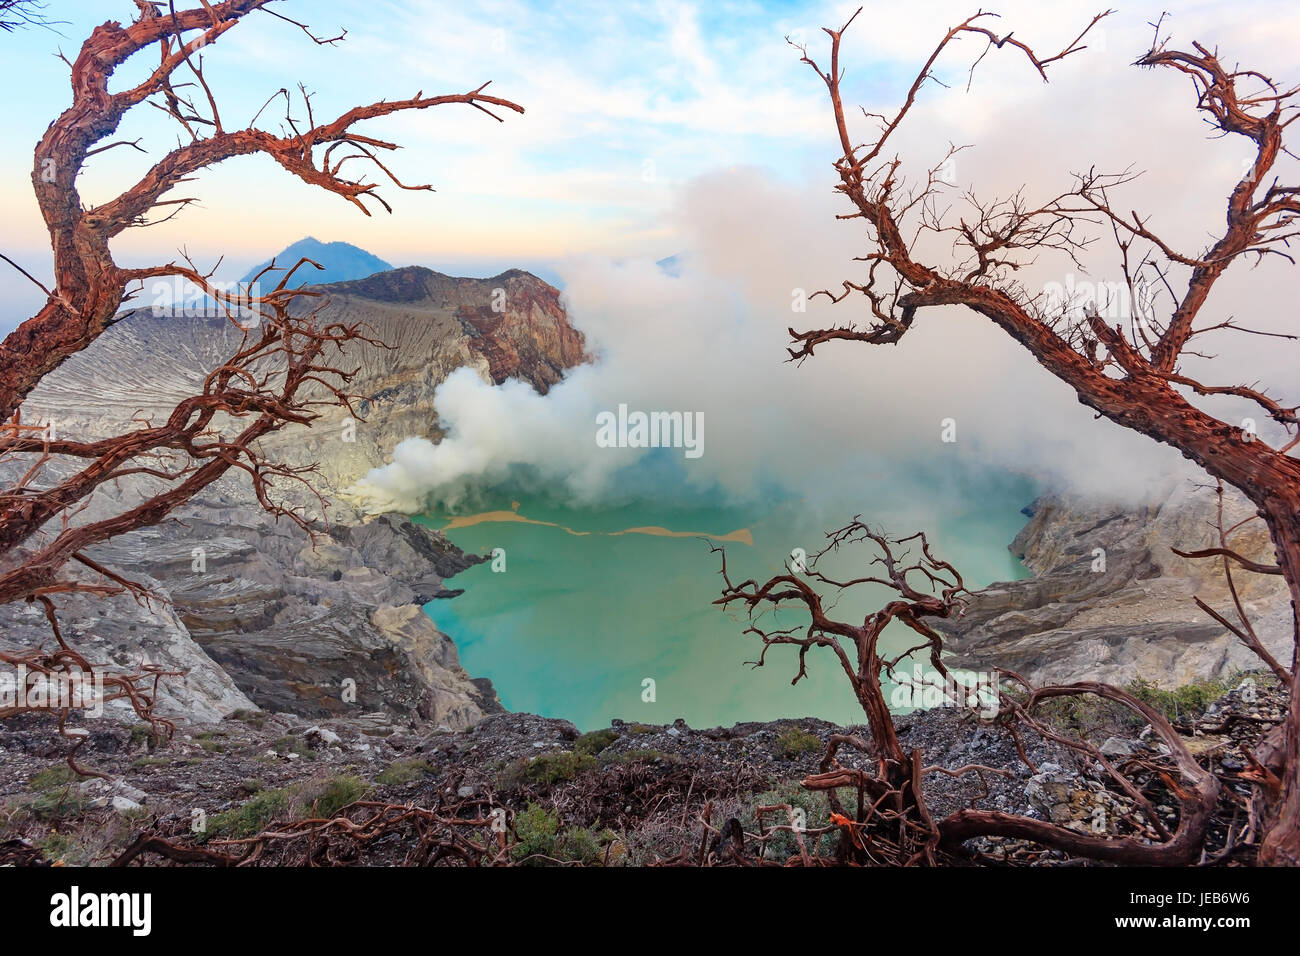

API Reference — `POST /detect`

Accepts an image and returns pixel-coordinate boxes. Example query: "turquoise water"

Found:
[419,471,1035,731]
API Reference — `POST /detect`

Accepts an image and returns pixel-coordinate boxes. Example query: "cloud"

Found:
[355,0,1300,512]
[7,0,1296,469]
[355,165,1215,515]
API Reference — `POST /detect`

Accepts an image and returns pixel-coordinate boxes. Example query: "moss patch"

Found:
[28,766,81,791]
[575,729,619,756]
[297,775,369,818]
[376,760,432,786]
[202,788,289,842]
[1127,675,1234,723]
[500,750,596,788]
[774,727,822,760]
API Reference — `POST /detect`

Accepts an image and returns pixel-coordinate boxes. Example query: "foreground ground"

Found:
[0,675,1284,866]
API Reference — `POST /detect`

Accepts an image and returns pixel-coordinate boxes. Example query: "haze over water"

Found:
[419,467,1035,730]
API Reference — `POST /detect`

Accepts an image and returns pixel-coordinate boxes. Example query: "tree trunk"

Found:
[1258,494,1300,865]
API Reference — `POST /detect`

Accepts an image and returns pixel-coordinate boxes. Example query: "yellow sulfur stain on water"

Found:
[441,511,587,533]
[440,510,753,545]
[611,526,753,545]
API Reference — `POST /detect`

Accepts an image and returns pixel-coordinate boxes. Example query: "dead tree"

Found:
[114,797,518,867]
[0,0,52,32]
[790,7,1300,865]
[0,1,522,761]
[715,525,1221,865]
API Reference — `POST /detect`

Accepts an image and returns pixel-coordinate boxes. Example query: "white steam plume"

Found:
[352,164,1262,515]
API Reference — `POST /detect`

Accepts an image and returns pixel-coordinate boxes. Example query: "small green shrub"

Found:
[29,788,92,821]
[745,782,840,861]
[40,832,86,865]
[1031,674,1240,741]
[501,751,595,788]
[510,803,609,865]
[231,708,266,730]
[127,723,160,751]
[774,726,822,760]
[575,729,619,755]
[199,775,368,843]
[195,730,228,753]
[272,735,315,760]
[202,788,289,842]
[512,803,561,862]
[557,826,607,865]
[376,760,432,786]
[1128,675,1231,722]
[604,748,679,766]
[299,775,369,818]
[28,765,80,791]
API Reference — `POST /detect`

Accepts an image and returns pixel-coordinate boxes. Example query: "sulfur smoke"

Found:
[353,163,1260,517]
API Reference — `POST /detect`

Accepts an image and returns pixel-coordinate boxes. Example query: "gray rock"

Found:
[116,783,148,803]
[1025,765,1075,816]
[1099,736,1134,758]
[938,482,1291,687]
[304,727,342,748]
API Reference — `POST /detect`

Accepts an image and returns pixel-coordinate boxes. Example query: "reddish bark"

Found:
[793,7,1300,864]
[716,527,1223,865]
[2,1,521,424]
[0,2,522,757]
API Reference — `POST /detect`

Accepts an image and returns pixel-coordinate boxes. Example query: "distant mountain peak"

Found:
[240,238,393,290]
[656,253,686,276]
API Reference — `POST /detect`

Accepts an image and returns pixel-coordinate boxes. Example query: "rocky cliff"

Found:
[3,266,586,728]
[23,266,586,494]
[939,480,1293,687]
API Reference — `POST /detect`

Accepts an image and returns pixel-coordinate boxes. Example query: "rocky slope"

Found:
[0,676,1282,865]
[939,480,1293,687]
[23,265,585,493]
[0,707,1085,864]
[3,266,585,727]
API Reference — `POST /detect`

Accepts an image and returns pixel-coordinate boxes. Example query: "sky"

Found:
[3,0,1292,325]
[3,0,848,326]
[2,0,1298,507]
